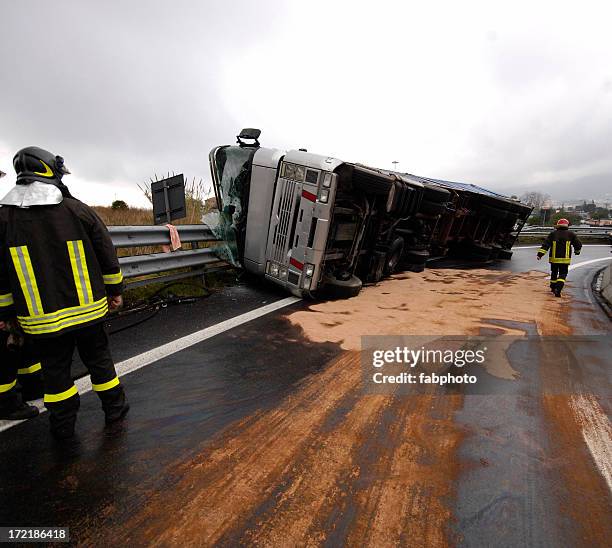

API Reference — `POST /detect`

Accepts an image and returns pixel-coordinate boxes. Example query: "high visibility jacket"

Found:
[0,197,123,337]
[537,227,582,264]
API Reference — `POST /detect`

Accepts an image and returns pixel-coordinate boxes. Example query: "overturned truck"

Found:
[209,129,532,298]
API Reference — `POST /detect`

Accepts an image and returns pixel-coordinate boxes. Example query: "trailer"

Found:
[209,129,532,298]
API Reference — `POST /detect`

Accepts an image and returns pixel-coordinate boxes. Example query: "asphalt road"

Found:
[0,245,610,546]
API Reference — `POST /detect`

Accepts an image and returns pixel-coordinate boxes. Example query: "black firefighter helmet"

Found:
[13,146,71,186]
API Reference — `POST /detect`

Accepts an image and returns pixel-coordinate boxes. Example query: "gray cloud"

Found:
[1,1,611,205]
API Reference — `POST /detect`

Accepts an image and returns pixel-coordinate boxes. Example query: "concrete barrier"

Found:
[601,263,612,307]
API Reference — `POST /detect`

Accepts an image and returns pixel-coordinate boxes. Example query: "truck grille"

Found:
[271,178,298,262]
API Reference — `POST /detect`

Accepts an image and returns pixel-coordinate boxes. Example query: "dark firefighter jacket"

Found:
[0,198,123,337]
[537,226,582,264]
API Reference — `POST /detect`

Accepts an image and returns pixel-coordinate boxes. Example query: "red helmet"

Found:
[556,218,570,227]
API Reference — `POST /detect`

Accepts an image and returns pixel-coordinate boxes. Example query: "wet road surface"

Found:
[0,246,610,546]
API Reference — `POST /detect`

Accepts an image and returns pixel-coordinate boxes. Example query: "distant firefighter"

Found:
[0,147,129,438]
[537,218,582,297]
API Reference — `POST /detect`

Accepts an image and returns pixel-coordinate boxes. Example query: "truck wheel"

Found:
[466,243,493,260]
[402,249,430,265]
[352,171,393,195]
[498,249,513,260]
[322,273,363,299]
[384,237,405,275]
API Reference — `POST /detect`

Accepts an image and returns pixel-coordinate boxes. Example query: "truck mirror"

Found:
[237,128,261,147]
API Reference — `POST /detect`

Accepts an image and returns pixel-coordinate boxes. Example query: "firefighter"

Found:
[0,147,129,438]
[537,218,582,297]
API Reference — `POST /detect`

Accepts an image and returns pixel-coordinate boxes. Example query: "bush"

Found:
[111,200,129,210]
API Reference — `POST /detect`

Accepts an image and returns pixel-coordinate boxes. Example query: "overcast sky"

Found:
[1,0,611,206]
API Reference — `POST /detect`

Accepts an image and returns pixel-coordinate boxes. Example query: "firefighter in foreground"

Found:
[537,218,582,297]
[0,147,129,438]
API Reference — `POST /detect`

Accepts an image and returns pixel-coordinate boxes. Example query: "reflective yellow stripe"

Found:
[0,379,17,393]
[566,241,571,257]
[33,160,54,177]
[18,362,42,375]
[20,301,108,335]
[92,376,120,392]
[550,257,571,264]
[538,248,547,253]
[0,292,14,307]
[67,240,94,305]
[18,297,107,326]
[552,241,556,258]
[10,246,43,316]
[44,385,78,403]
[557,278,565,282]
[103,271,123,285]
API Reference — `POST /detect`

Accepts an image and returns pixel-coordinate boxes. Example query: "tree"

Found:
[111,200,129,210]
[591,208,610,220]
[520,191,550,211]
[550,211,581,226]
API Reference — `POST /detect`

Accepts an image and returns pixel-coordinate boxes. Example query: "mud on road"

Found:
[92,268,611,547]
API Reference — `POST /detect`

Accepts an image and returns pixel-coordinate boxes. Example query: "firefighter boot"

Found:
[0,401,39,421]
[0,383,38,420]
[100,385,130,425]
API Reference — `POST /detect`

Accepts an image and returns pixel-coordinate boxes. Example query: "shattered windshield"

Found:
[205,146,256,266]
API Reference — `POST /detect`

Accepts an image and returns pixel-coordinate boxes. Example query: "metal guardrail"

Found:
[108,225,219,247]
[109,224,230,286]
[521,226,611,238]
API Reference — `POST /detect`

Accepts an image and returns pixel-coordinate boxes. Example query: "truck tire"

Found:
[402,249,430,265]
[466,243,493,260]
[322,273,363,299]
[352,170,393,196]
[384,237,405,275]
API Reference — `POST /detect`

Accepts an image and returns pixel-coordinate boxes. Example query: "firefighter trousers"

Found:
[550,263,569,293]
[34,322,126,433]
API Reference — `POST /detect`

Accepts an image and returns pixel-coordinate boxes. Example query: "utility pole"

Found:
[392,161,399,172]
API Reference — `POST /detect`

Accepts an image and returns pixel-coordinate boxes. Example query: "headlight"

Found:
[322,172,332,188]
[282,162,305,182]
[270,263,279,277]
[304,263,315,277]
[318,189,329,203]
[282,163,295,180]
[280,267,288,279]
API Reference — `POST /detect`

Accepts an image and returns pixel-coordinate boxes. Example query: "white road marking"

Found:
[569,257,612,270]
[0,296,301,433]
[570,394,612,493]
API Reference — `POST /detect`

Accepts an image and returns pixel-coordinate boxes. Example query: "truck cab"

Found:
[210,129,427,298]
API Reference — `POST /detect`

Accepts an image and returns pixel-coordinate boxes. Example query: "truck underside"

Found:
[209,131,532,298]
